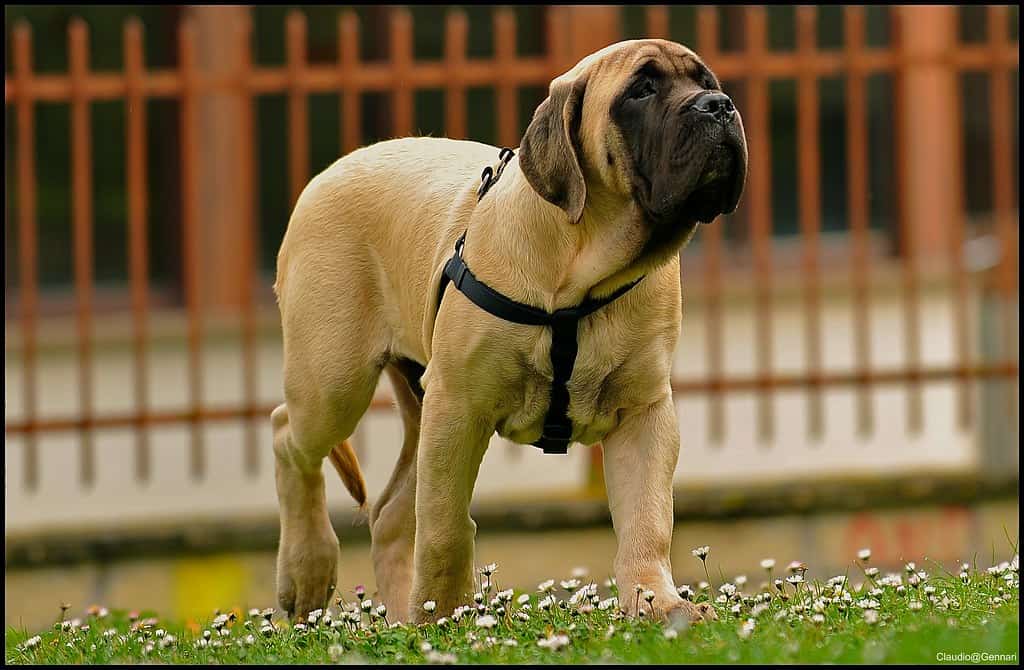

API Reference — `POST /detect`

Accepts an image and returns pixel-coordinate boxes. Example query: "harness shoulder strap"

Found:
[440,234,550,327]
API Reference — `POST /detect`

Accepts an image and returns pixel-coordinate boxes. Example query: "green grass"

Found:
[6,550,1019,665]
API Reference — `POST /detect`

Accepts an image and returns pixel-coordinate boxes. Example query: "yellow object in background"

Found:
[173,556,250,625]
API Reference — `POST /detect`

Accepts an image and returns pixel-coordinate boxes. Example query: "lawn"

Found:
[6,546,1019,665]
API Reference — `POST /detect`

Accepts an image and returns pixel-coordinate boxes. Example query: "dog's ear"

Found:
[519,73,588,224]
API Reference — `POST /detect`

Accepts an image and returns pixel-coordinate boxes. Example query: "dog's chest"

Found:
[493,325,642,446]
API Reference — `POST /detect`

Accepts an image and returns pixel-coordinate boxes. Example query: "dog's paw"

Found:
[665,599,717,625]
[276,527,340,621]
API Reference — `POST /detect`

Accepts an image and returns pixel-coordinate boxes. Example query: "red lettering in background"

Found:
[842,507,973,564]
[845,513,889,560]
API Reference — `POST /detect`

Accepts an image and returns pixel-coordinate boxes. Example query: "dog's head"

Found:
[520,39,747,262]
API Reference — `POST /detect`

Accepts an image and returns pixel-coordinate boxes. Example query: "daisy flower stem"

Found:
[702,560,714,596]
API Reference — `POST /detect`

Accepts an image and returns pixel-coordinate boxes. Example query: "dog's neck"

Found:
[462,158,651,312]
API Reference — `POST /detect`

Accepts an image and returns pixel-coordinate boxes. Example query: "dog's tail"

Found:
[327,439,368,512]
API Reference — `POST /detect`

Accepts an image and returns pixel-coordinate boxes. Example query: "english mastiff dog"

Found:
[271,38,747,624]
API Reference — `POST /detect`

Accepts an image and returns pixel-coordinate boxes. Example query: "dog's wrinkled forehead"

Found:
[553,39,706,91]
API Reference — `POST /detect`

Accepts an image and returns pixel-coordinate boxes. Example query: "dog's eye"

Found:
[628,78,657,100]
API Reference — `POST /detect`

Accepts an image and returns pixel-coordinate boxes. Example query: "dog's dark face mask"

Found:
[610,53,748,257]
[519,41,748,270]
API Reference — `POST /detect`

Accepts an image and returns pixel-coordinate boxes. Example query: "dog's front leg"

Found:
[408,388,491,623]
[602,395,716,623]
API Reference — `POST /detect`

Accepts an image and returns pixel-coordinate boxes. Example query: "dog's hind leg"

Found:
[368,358,425,622]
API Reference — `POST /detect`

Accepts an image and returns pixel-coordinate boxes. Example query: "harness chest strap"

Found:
[434,149,643,454]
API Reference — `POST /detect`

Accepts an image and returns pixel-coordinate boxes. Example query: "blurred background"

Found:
[4,5,1019,630]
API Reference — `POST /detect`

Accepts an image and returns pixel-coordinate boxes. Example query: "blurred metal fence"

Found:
[4,6,1019,497]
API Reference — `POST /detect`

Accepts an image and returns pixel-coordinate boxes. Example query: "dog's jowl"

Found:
[271,39,747,624]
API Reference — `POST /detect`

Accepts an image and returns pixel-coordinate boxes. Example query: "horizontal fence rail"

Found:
[4,5,1020,495]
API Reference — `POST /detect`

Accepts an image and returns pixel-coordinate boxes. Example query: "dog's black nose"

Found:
[692,91,735,121]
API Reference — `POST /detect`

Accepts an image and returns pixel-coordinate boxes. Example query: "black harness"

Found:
[436,148,643,454]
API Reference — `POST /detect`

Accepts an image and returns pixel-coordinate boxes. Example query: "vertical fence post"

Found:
[896,6,961,260]
[191,5,250,310]
[987,5,1019,428]
[563,5,620,61]
[69,18,96,486]
[13,22,39,490]
[544,5,572,78]
[945,15,972,432]
[646,6,669,39]
[444,11,468,140]
[744,6,774,444]
[391,9,413,138]
[892,7,924,433]
[796,6,824,440]
[896,6,964,433]
[339,12,361,155]
[697,6,726,446]
[844,6,874,437]
[287,11,310,205]
[125,18,151,481]
[239,11,259,476]
[494,8,518,148]
[179,16,205,479]
[983,5,1020,470]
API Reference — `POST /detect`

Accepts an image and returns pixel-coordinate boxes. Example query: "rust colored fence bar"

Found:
[987,4,1019,300]
[124,19,151,481]
[796,6,824,440]
[390,9,414,138]
[239,13,260,476]
[287,11,309,207]
[6,362,1018,437]
[946,17,972,431]
[696,6,725,444]
[7,46,1020,107]
[70,20,96,485]
[988,5,1020,426]
[844,6,874,436]
[1,59,559,103]
[744,6,774,443]
[444,11,468,140]
[646,5,669,40]
[179,17,205,479]
[338,12,361,155]
[891,8,923,434]
[494,8,518,149]
[668,363,1020,394]
[13,23,39,489]
[545,6,572,76]
[987,6,1019,426]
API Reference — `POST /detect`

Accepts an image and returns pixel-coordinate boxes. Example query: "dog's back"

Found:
[275,136,501,360]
